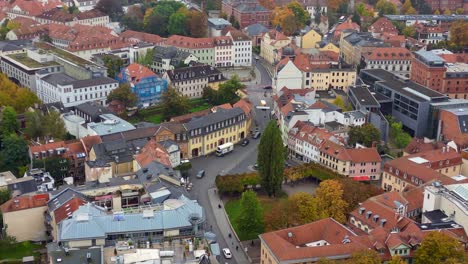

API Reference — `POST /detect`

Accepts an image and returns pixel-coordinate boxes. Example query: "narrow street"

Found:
[186,61,272,263]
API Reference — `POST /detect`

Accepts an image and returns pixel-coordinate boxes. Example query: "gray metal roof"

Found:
[72,77,118,89]
[208,18,231,27]
[414,50,445,65]
[244,23,269,36]
[58,195,203,241]
[348,85,380,107]
[47,244,103,264]
[48,188,88,212]
[42,73,77,86]
[185,107,245,132]
[385,14,468,22]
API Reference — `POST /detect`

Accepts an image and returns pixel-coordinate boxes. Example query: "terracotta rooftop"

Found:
[362,47,412,61]
[260,218,369,262]
[334,21,360,38]
[134,139,171,168]
[165,35,215,49]
[53,196,87,224]
[290,121,343,147]
[124,63,157,84]
[120,30,164,45]
[369,17,398,36]
[404,138,445,155]
[405,147,463,169]
[8,0,46,16]
[0,194,49,213]
[36,8,107,22]
[384,158,455,186]
[80,135,102,153]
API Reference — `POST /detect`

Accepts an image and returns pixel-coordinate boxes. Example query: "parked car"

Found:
[264,85,272,90]
[241,139,249,146]
[222,248,232,259]
[253,163,259,170]
[252,131,261,139]
[196,170,205,179]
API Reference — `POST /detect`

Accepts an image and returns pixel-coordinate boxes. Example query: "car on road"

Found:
[196,170,205,179]
[241,139,249,146]
[222,248,232,259]
[253,163,259,170]
[264,85,272,90]
[252,131,261,139]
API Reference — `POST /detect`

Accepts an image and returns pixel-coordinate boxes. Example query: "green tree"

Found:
[388,256,405,264]
[389,121,411,148]
[186,11,207,37]
[286,1,309,25]
[402,25,417,38]
[0,133,29,175]
[144,12,168,36]
[455,8,464,14]
[414,231,465,264]
[102,55,124,78]
[376,0,397,15]
[107,83,138,108]
[281,14,301,35]
[348,250,381,264]
[122,5,144,31]
[25,110,45,139]
[203,76,244,105]
[237,190,264,235]
[401,0,413,14]
[1,106,18,136]
[95,0,123,21]
[315,180,348,223]
[348,123,381,147]
[258,120,285,197]
[137,49,154,68]
[160,87,191,120]
[44,111,67,140]
[352,11,361,26]
[168,12,187,35]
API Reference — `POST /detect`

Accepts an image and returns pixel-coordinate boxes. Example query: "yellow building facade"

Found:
[186,107,249,158]
[260,31,291,64]
[301,29,322,49]
[319,42,340,54]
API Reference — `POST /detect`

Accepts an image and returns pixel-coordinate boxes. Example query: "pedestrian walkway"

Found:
[208,188,251,264]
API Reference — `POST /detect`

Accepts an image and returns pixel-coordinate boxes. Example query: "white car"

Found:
[222,248,232,259]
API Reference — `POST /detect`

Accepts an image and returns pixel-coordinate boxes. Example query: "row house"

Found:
[368,17,399,39]
[35,8,110,27]
[164,64,225,99]
[339,31,388,67]
[150,46,198,74]
[213,36,234,67]
[225,29,252,67]
[164,35,216,66]
[288,121,343,163]
[5,0,61,19]
[360,47,412,78]
[72,0,99,12]
[415,24,447,45]
[381,154,461,193]
[260,30,291,65]
[29,135,101,183]
[319,140,382,181]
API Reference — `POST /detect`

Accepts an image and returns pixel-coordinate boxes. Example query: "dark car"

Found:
[264,86,272,90]
[253,163,259,170]
[196,170,205,179]
[252,131,261,139]
[241,139,249,146]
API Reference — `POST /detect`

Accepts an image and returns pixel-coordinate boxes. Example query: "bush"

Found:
[284,162,341,182]
[215,172,260,194]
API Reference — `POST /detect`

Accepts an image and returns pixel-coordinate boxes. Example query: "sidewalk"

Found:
[208,188,251,264]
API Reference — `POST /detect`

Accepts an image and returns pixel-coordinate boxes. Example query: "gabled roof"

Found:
[165,35,215,49]
[0,193,49,213]
[404,138,445,155]
[120,30,164,45]
[124,63,156,84]
[134,139,171,168]
[243,23,269,36]
[369,17,398,36]
[362,47,412,61]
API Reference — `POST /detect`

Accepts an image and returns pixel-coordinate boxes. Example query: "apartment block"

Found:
[260,30,291,65]
[221,0,271,29]
[361,47,412,78]
[35,8,110,27]
[339,32,387,66]
[164,35,216,66]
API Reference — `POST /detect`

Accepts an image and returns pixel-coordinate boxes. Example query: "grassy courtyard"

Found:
[0,241,42,261]
[225,195,286,241]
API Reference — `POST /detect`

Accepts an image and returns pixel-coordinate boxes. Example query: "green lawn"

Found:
[225,196,286,241]
[144,114,163,124]
[0,241,42,260]
[189,103,211,113]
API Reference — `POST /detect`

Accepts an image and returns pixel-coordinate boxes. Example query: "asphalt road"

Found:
[185,61,272,263]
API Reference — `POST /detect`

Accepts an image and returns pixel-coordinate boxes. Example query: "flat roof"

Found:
[415,50,445,64]
[208,18,231,26]
[361,69,447,102]
[385,14,468,21]
[349,86,379,106]
[87,114,136,136]
[5,53,59,69]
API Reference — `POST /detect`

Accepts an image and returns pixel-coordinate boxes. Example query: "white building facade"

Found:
[226,31,252,67]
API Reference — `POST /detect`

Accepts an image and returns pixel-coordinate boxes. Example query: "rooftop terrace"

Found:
[6,53,59,69]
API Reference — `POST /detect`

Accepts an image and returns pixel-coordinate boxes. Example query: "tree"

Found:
[102,55,124,79]
[25,110,44,139]
[339,178,383,215]
[137,49,154,68]
[444,9,451,15]
[44,111,67,140]
[160,87,191,120]
[387,256,405,264]
[0,133,29,175]
[281,14,301,36]
[411,0,432,14]
[1,106,18,136]
[376,0,397,15]
[264,199,293,231]
[332,97,352,111]
[348,123,381,147]
[286,1,309,26]
[434,9,441,15]
[450,20,468,48]
[317,259,337,264]
[258,120,285,197]
[144,12,168,36]
[288,192,321,225]
[402,25,417,38]
[406,7,417,14]
[6,20,20,31]
[203,76,244,105]
[401,0,413,14]
[352,11,361,26]
[0,74,40,113]
[186,11,207,37]
[122,5,144,31]
[237,190,264,235]
[389,121,411,148]
[95,0,123,21]
[168,12,187,35]
[107,83,137,108]
[414,232,465,264]
[271,2,308,35]
[348,250,380,264]
[258,0,276,10]
[315,180,348,223]
[455,8,464,14]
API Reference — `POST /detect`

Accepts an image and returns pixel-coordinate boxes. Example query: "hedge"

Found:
[284,162,341,182]
[215,172,260,194]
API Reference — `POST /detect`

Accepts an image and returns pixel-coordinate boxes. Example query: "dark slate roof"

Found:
[7,177,38,196]
[100,126,160,143]
[153,46,192,64]
[244,23,269,36]
[343,32,387,47]
[48,188,88,212]
[73,102,110,117]
[235,3,268,12]
[72,77,118,89]
[348,85,379,107]
[422,209,448,223]
[166,64,223,82]
[159,139,179,151]
[41,73,77,86]
[0,40,31,52]
[47,244,102,264]
[135,161,186,194]
[185,107,245,132]
[93,138,149,164]
[361,69,447,102]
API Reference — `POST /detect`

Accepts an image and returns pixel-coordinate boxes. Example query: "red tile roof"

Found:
[260,218,368,261]
[362,47,412,61]
[0,194,49,213]
[369,17,398,36]
[120,30,164,45]
[265,29,289,41]
[124,63,156,84]
[134,139,171,168]
[290,121,344,147]
[8,0,45,16]
[334,21,360,39]
[404,138,445,155]
[233,98,253,117]
[53,196,87,224]
[80,135,102,154]
[320,140,381,163]
[405,147,462,170]
[384,158,456,186]
[165,35,215,49]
